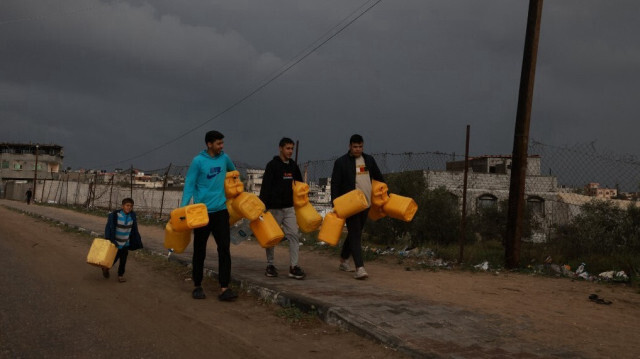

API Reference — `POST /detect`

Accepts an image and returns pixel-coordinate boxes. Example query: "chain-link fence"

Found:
[9,139,640,272]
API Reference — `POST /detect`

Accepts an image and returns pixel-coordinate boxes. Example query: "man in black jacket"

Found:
[331,134,384,279]
[259,137,306,279]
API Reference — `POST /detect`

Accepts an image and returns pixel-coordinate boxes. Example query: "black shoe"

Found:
[288,266,306,280]
[102,268,110,279]
[192,286,206,299]
[265,265,278,277]
[218,289,238,302]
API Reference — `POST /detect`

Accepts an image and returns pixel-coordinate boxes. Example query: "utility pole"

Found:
[505,0,543,269]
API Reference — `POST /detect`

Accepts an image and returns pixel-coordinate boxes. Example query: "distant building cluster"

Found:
[585,182,618,199]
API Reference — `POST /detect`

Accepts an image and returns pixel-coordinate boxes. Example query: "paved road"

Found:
[1,200,587,358]
[0,204,405,359]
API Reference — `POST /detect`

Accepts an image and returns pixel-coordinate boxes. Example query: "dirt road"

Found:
[0,207,405,358]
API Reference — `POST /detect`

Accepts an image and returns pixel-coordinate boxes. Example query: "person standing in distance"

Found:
[331,134,384,279]
[25,188,33,205]
[181,130,238,301]
[259,137,306,279]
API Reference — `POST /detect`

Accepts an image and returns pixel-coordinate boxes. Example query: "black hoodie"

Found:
[259,156,303,209]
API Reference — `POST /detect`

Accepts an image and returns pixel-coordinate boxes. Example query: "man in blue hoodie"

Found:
[181,130,237,301]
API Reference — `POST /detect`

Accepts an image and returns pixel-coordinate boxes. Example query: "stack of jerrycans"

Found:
[368,180,389,221]
[292,181,322,233]
[164,203,209,253]
[368,179,418,222]
[225,170,245,226]
[225,170,283,248]
[318,189,368,246]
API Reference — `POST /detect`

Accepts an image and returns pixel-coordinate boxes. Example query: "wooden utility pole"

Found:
[505,0,543,269]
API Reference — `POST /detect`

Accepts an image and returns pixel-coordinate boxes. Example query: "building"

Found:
[0,143,64,180]
[585,182,618,199]
[427,155,555,242]
[1,143,64,199]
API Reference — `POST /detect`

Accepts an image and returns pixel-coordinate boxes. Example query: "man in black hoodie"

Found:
[331,134,384,279]
[259,137,306,279]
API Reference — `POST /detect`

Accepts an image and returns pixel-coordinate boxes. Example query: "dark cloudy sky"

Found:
[1,0,638,170]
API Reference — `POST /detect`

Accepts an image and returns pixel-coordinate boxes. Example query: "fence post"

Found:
[160,163,172,220]
[45,168,54,203]
[130,165,134,198]
[40,177,46,203]
[108,174,115,211]
[65,174,69,205]
[93,172,98,208]
[459,125,470,264]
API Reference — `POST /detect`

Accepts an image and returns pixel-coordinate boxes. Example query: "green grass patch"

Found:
[275,305,318,324]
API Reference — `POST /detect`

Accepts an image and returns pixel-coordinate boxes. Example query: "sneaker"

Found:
[192,286,206,299]
[118,276,126,283]
[218,289,238,302]
[288,266,306,280]
[339,261,354,272]
[102,268,110,279]
[354,267,368,280]
[265,265,278,277]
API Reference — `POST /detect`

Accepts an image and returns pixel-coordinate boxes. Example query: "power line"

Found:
[98,0,384,168]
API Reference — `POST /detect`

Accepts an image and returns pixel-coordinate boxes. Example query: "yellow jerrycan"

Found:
[292,181,310,208]
[332,189,368,219]
[170,203,209,232]
[163,222,192,253]
[250,211,285,248]
[368,204,386,221]
[224,170,244,199]
[295,202,323,233]
[86,238,118,269]
[226,198,243,226]
[317,212,345,246]
[383,194,418,222]
[370,180,390,207]
[232,192,266,221]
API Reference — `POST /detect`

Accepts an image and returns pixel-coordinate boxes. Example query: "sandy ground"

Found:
[0,207,406,359]
[297,247,640,358]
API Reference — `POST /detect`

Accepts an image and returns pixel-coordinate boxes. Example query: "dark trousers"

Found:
[113,248,129,276]
[341,209,369,268]
[192,209,231,288]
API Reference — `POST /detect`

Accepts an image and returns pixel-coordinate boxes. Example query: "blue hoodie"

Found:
[181,150,236,212]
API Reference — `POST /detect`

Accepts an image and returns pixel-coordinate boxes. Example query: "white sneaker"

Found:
[354,267,368,280]
[339,261,354,272]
